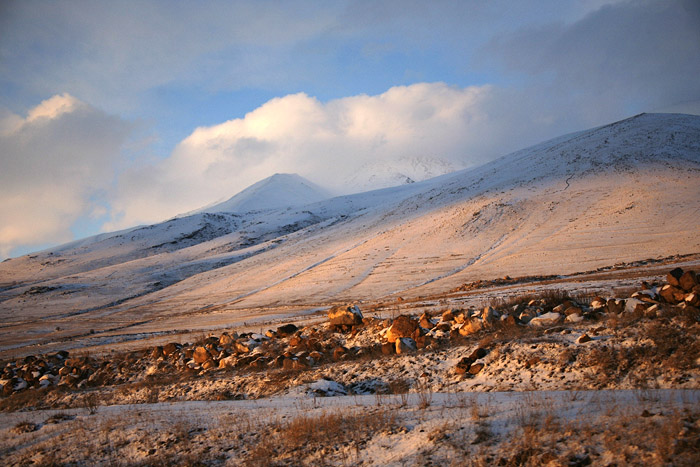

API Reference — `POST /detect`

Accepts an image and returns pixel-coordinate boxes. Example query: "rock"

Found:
[659,285,685,304]
[454,357,473,375]
[395,337,417,354]
[679,271,698,292]
[233,341,251,354]
[276,324,298,337]
[501,314,517,326]
[469,363,485,375]
[332,346,348,361]
[289,335,305,348]
[219,333,236,346]
[518,309,538,324]
[328,305,363,326]
[419,313,433,329]
[577,333,592,344]
[162,343,181,356]
[566,313,584,323]
[667,267,684,287]
[381,342,395,355]
[386,315,419,343]
[606,299,625,314]
[193,346,212,364]
[624,298,647,314]
[685,293,700,307]
[590,297,606,310]
[202,360,217,370]
[482,306,498,324]
[529,312,562,327]
[441,310,455,322]
[563,306,582,316]
[218,355,237,369]
[458,319,483,336]
[469,347,487,360]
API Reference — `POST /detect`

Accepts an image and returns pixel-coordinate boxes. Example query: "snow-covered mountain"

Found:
[194,173,331,214]
[1,113,699,355]
[344,156,458,193]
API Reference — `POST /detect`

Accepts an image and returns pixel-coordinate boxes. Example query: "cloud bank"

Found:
[107,82,568,229]
[0,94,132,257]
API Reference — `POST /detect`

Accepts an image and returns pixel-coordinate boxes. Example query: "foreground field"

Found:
[1,389,698,465]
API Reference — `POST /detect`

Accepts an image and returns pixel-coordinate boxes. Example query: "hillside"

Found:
[0,112,699,356]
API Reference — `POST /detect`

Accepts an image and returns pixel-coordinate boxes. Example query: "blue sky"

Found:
[1,0,699,259]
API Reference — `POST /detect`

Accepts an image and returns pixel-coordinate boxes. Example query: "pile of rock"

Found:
[0,350,99,396]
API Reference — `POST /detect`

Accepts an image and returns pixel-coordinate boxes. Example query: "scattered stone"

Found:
[381,342,395,355]
[577,334,592,344]
[469,363,485,375]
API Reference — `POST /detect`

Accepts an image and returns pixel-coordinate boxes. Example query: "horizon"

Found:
[2,0,700,259]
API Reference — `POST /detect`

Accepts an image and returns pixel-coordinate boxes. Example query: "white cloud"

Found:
[0,94,132,258]
[107,82,578,229]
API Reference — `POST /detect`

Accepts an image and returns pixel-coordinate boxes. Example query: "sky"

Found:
[1,0,699,259]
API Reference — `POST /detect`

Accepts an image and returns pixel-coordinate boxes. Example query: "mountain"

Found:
[1,113,699,356]
[344,156,458,193]
[194,173,331,214]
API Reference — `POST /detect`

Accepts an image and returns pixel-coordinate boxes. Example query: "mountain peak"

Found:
[197,173,331,214]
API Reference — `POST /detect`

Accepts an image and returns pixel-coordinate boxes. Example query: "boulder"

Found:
[202,360,217,370]
[679,271,698,292]
[566,313,584,323]
[458,319,483,336]
[193,346,212,364]
[395,337,417,354]
[219,333,236,346]
[529,312,563,327]
[469,363,485,375]
[590,297,607,310]
[482,306,498,324]
[386,315,419,343]
[606,299,625,314]
[577,333,592,344]
[419,313,434,329]
[162,343,181,356]
[563,306,582,316]
[289,335,305,348]
[518,309,538,324]
[276,324,299,337]
[332,346,348,361]
[667,267,684,287]
[381,342,395,355]
[454,357,473,375]
[328,305,363,326]
[659,285,684,304]
[441,310,455,322]
[685,293,700,307]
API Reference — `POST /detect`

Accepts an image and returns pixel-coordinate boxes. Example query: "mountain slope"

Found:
[195,173,331,214]
[1,113,699,355]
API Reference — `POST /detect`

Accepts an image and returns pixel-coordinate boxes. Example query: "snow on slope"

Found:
[1,113,699,351]
[345,156,458,193]
[195,173,331,214]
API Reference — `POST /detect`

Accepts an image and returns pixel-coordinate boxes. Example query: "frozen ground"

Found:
[1,389,698,465]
